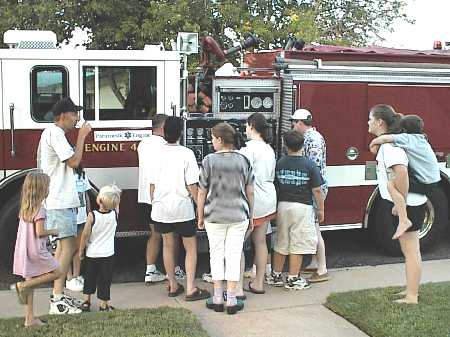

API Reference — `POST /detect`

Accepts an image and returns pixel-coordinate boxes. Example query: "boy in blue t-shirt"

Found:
[271,130,325,290]
[370,115,440,239]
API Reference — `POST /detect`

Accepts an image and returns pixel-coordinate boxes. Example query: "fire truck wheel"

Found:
[0,193,20,271]
[372,187,448,256]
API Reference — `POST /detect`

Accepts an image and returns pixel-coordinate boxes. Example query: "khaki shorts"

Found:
[274,202,317,255]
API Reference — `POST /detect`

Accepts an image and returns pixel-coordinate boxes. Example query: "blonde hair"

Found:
[98,184,121,210]
[19,171,50,223]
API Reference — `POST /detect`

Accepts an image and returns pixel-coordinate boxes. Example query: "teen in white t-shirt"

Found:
[150,116,209,302]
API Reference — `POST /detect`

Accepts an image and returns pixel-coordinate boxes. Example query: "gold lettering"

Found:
[83,143,128,152]
[130,143,137,151]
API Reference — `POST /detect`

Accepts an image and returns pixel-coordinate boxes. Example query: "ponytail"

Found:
[247,113,271,143]
[370,104,402,134]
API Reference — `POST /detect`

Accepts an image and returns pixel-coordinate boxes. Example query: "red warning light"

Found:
[433,41,442,50]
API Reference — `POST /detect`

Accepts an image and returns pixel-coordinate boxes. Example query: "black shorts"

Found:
[138,203,153,226]
[379,199,426,232]
[153,220,197,238]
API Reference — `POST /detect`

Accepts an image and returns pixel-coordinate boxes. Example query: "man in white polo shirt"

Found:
[37,97,91,314]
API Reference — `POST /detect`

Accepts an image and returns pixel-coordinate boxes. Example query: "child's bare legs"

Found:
[395,231,421,304]
[388,180,412,239]
[288,254,302,276]
[18,270,61,326]
[273,251,286,273]
[24,290,44,327]
[250,222,268,291]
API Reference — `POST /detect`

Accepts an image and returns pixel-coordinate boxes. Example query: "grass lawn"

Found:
[326,281,450,337]
[0,307,209,337]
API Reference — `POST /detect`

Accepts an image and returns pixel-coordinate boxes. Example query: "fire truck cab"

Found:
[0,30,449,270]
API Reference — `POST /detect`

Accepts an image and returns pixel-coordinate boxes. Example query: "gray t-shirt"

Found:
[199,151,254,223]
[392,133,440,184]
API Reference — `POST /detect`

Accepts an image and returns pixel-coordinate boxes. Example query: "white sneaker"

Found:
[49,299,82,315]
[145,270,166,283]
[264,273,274,284]
[66,277,83,292]
[174,266,186,280]
[202,273,213,283]
[284,276,311,290]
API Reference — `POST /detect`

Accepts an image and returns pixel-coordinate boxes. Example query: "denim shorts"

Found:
[46,208,78,239]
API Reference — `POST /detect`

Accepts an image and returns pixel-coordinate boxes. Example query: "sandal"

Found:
[185,287,210,301]
[81,301,91,312]
[245,281,265,294]
[168,283,184,297]
[99,305,115,311]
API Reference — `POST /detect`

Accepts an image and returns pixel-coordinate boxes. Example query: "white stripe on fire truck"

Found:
[5,163,450,191]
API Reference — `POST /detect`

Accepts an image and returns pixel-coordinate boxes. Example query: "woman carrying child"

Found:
[239,113,277,293]
[79,184,121,311]
[368,104,426,304]
[198,122,254,314]
[13,171,61,326]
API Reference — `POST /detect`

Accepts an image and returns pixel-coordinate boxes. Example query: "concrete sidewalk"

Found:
[1,259,449,337]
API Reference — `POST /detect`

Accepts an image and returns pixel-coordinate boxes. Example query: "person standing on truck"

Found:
[291,109,330,283]
[369,114,441,239]
[368,104,425,304]
[138,114,186,284]
[150,116,210,301]
[37,97,91,314]
[239,113,276,294]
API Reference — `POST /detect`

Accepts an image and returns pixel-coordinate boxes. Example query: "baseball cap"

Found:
[51,97,83,116]
[291,108,312,121]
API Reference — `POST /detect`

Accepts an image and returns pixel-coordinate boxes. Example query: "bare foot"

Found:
[393,289,407,297]
[393,296,418,304]
[392,219,412,240]
[25,318,46,327]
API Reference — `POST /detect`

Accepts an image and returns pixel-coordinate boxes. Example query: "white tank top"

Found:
[86,210,117,258]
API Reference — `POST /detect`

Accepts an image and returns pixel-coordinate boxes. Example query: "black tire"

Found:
[371,187,449,256]
[0,193,20,271]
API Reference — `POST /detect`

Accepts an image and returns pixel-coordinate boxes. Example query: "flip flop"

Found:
[245,281,265,294]
[168,283,184,297]
[185,287,210,301]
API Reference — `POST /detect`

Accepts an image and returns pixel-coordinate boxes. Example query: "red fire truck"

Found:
[0,30,448,270]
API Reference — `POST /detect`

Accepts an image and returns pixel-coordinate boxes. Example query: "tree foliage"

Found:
[0,0,411,50]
